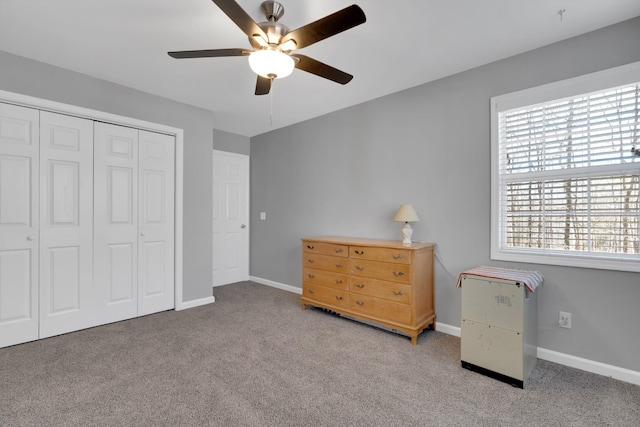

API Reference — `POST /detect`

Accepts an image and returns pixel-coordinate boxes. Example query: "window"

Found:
[491,62,640,272]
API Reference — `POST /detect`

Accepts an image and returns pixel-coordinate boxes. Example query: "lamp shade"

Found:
[248,49,295,79]
[393,204,420,222]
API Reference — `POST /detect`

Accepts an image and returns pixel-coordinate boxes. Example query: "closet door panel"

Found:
[138,130,174,315]
[39,111,93,338]
[0,103,39,347]
[93,123,138,325]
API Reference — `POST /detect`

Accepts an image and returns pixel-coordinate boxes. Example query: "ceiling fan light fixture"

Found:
[279,39,297,52]
[248,49,294,79]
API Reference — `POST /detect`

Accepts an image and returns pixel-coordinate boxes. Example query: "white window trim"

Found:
[491,61,640,272]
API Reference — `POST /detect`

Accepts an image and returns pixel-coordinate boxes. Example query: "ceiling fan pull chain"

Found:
[270,78,274,127]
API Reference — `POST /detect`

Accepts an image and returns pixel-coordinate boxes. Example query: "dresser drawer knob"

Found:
[355,265,364,271]
[392,254,404,259]
[308,289,315,294]
[393,290,405,296]
[307,274,315,278]
[335,263,344,268]
[335,248,344,253]
[307,259,314,263]
[355,300,364,306]
[336,296,344,301]
[354,250,364,255]
[354,283,365,288]
[393,271,405,277]
[306,245,314,249]
[336,279,344,284]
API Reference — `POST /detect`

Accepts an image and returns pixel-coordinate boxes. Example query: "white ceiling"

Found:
[1,0,639,137]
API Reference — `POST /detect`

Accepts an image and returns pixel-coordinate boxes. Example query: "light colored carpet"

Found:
[1,281,638,426]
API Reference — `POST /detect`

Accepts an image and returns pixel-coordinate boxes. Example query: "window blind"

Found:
[493,74,640,270]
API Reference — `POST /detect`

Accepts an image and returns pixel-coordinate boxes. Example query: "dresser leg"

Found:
[411,335,417,346]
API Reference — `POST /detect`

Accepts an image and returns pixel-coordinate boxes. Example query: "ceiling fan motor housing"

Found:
[249,1,290,48]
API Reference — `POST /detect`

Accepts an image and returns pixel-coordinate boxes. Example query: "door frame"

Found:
[212,149,250,286]
[0,89,195,311]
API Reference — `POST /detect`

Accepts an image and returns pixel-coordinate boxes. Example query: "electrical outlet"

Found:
[559,311,572,329]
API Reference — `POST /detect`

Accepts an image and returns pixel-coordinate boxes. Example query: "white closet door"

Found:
[39,111,94,338]
[93,122,139,325]
[0,103,39,347]
[138,130,175,315]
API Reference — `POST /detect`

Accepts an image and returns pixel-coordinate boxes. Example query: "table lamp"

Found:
[393,204,420,244]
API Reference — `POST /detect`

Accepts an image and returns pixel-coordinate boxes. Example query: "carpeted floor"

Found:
[1,281,638,426]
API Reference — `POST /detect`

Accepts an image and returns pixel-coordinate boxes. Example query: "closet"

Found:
[0,101,175,348]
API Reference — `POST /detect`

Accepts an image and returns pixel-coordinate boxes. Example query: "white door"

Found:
[93,122,139,324]
[212,150,249,286]
[0,103,40,347]
[38,111,94,338]
[138,130,175,316]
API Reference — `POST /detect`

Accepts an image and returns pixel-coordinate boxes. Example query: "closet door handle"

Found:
[26,236,34,241]
[140,232,145,237]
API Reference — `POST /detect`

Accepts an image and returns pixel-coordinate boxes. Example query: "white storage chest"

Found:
[460,272,539,388]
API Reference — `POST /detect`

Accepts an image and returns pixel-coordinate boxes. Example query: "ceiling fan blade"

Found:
[281,5,366,50]
[255,76,272,96]
[212,0,268,41]
[293,55,353,85]
[168,48,249,59]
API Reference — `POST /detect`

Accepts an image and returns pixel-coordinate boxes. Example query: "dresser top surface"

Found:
[302,236,435,250]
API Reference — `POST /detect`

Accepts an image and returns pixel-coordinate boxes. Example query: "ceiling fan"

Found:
[168,0,366,95]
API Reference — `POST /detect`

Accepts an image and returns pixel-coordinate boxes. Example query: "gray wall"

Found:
[250,17,640,372]
[213,129,250,155]
[0,50,213,303]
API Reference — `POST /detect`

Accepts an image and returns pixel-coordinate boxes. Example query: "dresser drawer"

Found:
[350,294,411,325]
[303,284,349,309]
[303,253,349,273]
[303,268,348,290]
[350,277,411,304]
[302,241,348,257]
[350,246,411,264]
[349,259,411,283]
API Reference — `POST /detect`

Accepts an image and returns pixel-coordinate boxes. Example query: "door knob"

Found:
[140,232,145,237]
[241,224,246,229]
[27,236,34,241]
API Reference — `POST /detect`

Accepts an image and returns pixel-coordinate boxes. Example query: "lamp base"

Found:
[400,222,413,244]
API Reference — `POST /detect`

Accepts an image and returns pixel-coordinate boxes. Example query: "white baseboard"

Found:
[435,321,640,386]
[536,347,640,386]
[249,277,640,386]
[176,296,215,311]
[250,276,302,294]
[436,322,461,337]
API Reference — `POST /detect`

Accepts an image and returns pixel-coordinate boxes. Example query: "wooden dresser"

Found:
[301,236,435,345]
